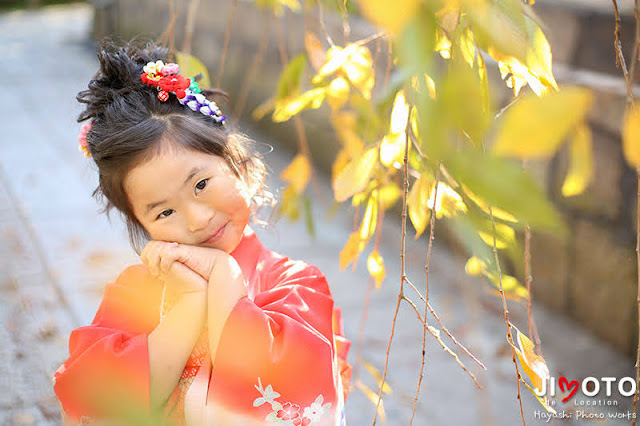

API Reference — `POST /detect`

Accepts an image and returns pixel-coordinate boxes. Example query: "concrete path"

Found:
[0,4,635,425]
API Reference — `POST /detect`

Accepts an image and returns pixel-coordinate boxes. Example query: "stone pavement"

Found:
[0,4,635,425]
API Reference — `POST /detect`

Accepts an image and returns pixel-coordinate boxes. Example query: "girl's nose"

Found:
[186,202,215,233]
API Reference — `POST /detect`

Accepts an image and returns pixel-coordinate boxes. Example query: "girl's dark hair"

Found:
[78,39,273,254]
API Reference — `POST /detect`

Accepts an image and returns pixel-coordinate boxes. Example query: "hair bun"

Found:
[77,39,168,122]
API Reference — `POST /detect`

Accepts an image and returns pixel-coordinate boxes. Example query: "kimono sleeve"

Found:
[209,258,343,415]
[53,265,161,421]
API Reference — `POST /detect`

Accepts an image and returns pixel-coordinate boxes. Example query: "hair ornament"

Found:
[141,60,225,124]
[78,121,93,158]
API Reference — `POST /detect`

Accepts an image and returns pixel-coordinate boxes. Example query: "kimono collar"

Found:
[229,226,266,282]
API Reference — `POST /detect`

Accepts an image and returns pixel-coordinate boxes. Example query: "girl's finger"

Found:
[159,242,180,274]
[146,241,166,276]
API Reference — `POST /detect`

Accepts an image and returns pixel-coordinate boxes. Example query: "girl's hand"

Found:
[141,240,224,282]
[141,241,209,294]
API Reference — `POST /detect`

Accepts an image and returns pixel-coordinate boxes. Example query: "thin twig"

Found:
[489,206,526,426]
[234,13,273,118]
[158,0,178,61]
[273,18,322,201]
[371,123,411,426]
[611,2,640,422]
[613,0,635,105]
[402,296,483,390]
[316,0,335,48]
[410,167,440,424]
[353,31,389,48]
[181,0,201,55]
[215,0,238,88]
[634,171,640,426]
[403,276,486,371]
[403,276,486,370]
[336,0,351,45]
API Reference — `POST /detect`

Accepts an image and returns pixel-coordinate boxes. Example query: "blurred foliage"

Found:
[249,0,596,410]
[0,0,82,11]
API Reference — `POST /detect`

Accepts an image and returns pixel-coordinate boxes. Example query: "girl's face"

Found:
[124,144,252,253]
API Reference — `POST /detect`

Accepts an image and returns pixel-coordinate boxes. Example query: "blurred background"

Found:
[1,0,639,424]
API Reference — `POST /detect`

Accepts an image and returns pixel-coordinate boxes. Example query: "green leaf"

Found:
[175,51,211,88]
[277,54,307,100]
[447,150,563,233]
[303,196,315,238]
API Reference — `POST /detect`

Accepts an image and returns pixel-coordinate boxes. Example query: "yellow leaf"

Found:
[332,112,364,158]
[562,124,593,197]
[279,185,300,221]
[435,28,452,59]
[360,191,379,241]
[379,183,402,210]
[254,0,300,15]
[464,256,486,276]
[354,0,420,32]
[428,182,467,219]
[305,31,326,71]
[175,51,211,89]
[510,325,550,394]
[390,90,410,134]
[327,77,350,110]
[314,44,374,99]
[461,184,518,223]
[380,132,406,167]
[355,380,386,423]
[523,13,558,94]
[273,88,326,122]
[487,273,528,299]
[493,87,593,158]
[252,97,276,121]
[478,221,516,249]
[367,250,386,289]
[339,232,366,270]
[408,175,433,238]
[332,149,350,183]
[333,148,378,202]
[280,154,311,193]
[362,360,392,394]
[342,47,374,99]
[459,27,476,67]
[623,105,640,168]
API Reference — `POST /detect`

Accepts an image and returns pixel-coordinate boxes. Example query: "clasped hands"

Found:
[140,240,239,295]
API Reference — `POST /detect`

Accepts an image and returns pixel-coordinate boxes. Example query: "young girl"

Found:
[53,40,351,425]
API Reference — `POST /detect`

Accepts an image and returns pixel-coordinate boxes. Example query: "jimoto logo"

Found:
[534,376,637,402]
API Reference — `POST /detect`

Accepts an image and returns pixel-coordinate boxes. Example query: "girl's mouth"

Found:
[204,223,226,245]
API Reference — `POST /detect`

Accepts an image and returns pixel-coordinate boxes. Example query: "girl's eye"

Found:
[157,209,174,219]
[195,178,208,193]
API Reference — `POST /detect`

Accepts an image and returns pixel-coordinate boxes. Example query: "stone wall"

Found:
[93,0,639,355]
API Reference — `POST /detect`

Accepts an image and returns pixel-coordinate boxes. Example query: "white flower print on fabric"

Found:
[254,378,333,425]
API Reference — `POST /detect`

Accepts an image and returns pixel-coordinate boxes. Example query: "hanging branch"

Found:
[409,167,440,424]
[489,206,526,426]
[336,0,351,45]
[371,124,411,426]
[158,0,178,61]
[234,13,273,118]
[611,1,640,422]
[273,18,322,199]
[215,0,238,88]
[316,0,335,48]
[182,0,201,54]
[402,295,483,390]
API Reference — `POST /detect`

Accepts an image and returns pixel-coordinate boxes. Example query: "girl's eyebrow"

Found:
[144,166,204,217]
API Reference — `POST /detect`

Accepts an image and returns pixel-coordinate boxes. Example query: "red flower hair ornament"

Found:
[78,60,225,158]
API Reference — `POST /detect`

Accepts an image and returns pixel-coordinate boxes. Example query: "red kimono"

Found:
[54,227,351,425]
